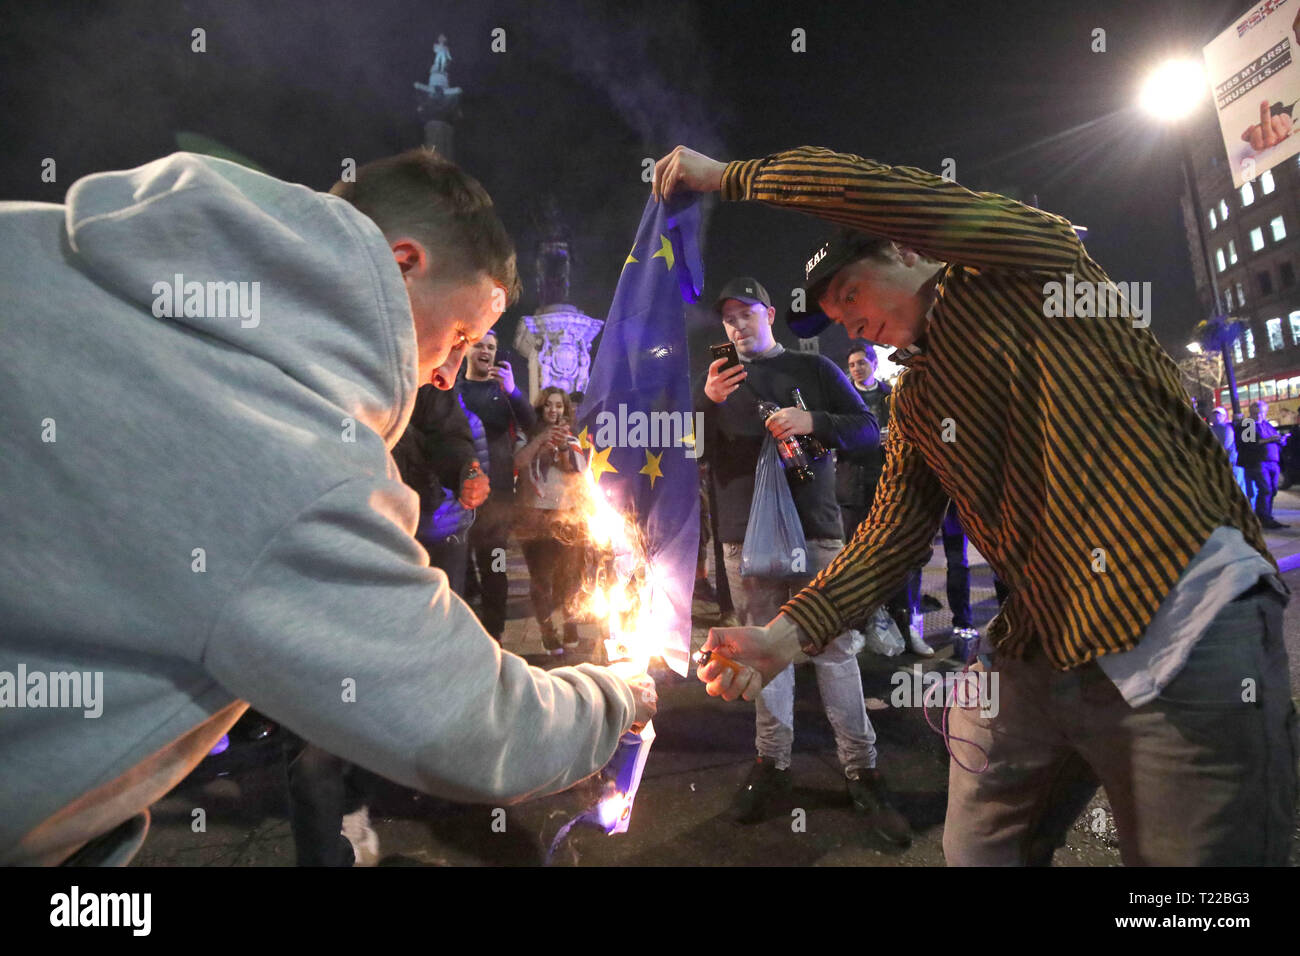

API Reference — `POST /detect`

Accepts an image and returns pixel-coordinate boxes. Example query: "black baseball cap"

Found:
[713,277,772,315]
[785,228,889,338]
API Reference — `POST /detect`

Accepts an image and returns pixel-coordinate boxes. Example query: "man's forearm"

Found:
[767,611,812,660]
[720,146,1082,273]
[812,409,878,453]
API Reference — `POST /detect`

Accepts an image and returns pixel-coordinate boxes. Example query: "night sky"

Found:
[0,0,1254,372]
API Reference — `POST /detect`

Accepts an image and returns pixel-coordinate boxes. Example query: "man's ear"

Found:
[390,238,428,279]
[766,305,776,326]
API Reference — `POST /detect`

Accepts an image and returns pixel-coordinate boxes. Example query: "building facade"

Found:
[1183,103,1300,421]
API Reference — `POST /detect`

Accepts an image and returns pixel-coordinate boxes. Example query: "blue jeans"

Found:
[1247,462,1281,522]
[941,500,972,628]
[1233,465,1251,506]
[943,588,1297,865]
[724,540,877,773]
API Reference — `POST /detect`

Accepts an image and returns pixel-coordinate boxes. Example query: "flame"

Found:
[568,461,670,673]
[596,790,632,830]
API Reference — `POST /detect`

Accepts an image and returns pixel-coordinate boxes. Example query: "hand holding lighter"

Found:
[694,648,744,675]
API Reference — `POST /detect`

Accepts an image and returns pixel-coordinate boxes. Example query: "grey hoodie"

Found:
[0,154,634,864]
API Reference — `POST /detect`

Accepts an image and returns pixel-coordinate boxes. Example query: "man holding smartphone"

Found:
[460,330,535,642]
[695,277,909,842]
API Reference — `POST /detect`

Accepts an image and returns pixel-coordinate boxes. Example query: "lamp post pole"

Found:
[1179,132,1241,417]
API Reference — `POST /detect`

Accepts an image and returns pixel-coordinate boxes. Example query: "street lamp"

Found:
[1140,58,1243,417]
[1139,59,1207,120]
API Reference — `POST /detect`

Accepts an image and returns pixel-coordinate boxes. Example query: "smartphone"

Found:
[710,342,740,372]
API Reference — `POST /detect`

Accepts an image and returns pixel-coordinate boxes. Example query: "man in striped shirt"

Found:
[656,145,1298,865]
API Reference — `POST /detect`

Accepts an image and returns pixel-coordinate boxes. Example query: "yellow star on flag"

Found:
[576,425,592,452]
[622,246,638,271]
[639,450,664,489]
[589,444,619,482]
[650,233,674,272]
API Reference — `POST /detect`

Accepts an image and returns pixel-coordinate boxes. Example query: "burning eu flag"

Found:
[574,192,704,677]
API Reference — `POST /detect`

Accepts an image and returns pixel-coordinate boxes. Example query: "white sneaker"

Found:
[906,616,934,657]
[341,806,380,867]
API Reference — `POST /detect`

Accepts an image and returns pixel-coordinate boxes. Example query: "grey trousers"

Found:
[724,540,877,773]
[943,589,1298,865]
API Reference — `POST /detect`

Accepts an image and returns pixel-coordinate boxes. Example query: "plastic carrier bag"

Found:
[740,434,809,578]
[863,607,905,657]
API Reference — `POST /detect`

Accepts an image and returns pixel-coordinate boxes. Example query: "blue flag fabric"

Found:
[575,193,703,676]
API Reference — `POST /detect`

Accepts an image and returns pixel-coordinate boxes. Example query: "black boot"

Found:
[846,768,912,846]
[731,756,791,824]
[539,620,562,654]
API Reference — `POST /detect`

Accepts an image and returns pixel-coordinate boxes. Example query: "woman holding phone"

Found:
[514,387,589,654]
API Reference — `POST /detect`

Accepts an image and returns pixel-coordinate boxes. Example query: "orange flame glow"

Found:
[568,464,671,672]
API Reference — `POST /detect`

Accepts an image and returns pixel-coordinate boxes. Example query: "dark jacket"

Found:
[392,384,478,540]
[694,348,878,543]
[459,376,537,501]
[836,378,892,509]
[1237,416,1286,469]
[461,394,490,481]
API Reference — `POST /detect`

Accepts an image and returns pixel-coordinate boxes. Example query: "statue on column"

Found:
[535,195,571,306]
[415,32,462,122]
[431,34,452,75]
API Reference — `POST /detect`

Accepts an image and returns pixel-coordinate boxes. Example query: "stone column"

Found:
[513,304,604,400]
[422,120,455,158]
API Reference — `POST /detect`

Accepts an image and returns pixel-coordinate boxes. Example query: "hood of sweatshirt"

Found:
[63,152,417,445]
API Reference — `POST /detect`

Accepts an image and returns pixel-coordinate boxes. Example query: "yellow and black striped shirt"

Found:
[720,146,1276,670]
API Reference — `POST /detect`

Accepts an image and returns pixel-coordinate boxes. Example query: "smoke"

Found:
[504,0,728,309]
[522,1,727,158]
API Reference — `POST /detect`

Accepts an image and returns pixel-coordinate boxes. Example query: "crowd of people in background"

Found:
[1205,397,1298,529]
[389,321,1034,667]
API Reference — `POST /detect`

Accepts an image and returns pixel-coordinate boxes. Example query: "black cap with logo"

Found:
[713,277,772,314]
[785,228,889,338]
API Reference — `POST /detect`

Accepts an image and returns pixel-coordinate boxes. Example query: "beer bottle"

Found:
[757,399,814,483]
[791,388,828,461]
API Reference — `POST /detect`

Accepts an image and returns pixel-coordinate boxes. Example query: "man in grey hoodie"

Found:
[0,148,653,865]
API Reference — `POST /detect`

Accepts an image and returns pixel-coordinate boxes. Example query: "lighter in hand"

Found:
[693,648,744,675]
